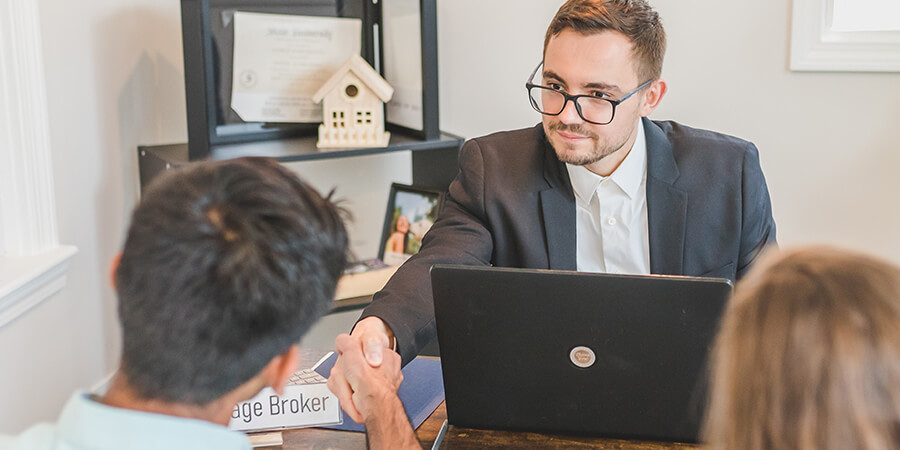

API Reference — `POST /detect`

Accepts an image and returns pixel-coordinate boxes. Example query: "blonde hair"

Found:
[703,246,900,450]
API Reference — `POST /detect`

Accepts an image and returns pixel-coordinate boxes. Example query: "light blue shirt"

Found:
[0,392,251,450]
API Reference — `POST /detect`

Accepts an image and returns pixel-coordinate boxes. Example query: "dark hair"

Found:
[115,157,349,404]
[544,0,667,82]
[704,246,900,450]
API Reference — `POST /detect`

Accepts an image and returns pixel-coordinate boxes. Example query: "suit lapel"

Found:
[536,120,687,273]
[538,133,577,270]
[644,118,687,275]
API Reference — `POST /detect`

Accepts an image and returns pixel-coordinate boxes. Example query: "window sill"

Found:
[0,245,78,329]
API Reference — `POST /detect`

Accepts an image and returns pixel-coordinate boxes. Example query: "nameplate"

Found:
[229,382,342,431]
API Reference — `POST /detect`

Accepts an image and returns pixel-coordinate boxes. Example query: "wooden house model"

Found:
[312,54,394,149]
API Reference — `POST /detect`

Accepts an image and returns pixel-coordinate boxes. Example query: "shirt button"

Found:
[607,217,617,225]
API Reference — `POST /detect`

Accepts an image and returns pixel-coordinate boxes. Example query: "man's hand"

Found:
[331,333,403,417]
[329,332,418,449]
[327,317,394,422]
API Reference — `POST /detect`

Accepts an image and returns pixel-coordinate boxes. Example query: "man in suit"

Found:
[329,0,776,419]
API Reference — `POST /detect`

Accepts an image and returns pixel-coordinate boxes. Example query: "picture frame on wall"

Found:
[378,183,444,267]
[380,0,439,140]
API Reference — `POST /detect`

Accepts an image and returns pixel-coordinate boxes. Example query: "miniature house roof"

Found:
[312,53,394,104]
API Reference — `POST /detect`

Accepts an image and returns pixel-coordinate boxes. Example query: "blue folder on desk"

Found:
[314,353,444,432]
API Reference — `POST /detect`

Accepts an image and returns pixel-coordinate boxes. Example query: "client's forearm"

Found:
[364,393,419,449]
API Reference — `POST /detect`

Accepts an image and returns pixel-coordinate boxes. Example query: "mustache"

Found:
[549,121,598,139]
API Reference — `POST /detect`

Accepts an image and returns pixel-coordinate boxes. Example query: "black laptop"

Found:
[430,264,732,443]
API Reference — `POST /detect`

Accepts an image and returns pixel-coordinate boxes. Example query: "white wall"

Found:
[3,0,898,434]
[437,1,561,137]
[0,292,94,432]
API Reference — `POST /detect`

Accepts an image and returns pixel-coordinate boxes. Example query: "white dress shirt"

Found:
[565,120,650,275]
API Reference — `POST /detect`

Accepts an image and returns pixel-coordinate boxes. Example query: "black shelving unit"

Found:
[138,129,464,192]
[142,0,461,191]
[138,0,461,324]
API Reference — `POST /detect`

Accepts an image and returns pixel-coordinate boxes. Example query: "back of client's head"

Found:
[115,157,348,405]
[704,246,900,450]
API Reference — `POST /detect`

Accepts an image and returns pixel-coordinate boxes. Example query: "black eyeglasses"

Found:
[525,62,653,125]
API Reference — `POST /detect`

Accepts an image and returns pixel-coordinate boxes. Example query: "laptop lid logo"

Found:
[569,346,596,368]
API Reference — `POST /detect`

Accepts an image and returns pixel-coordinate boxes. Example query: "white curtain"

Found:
[0,0,59,257]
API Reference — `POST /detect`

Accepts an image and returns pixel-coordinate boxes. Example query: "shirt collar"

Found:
[566,119,647,201]
[611,119,647,199]
[56,392,252,450]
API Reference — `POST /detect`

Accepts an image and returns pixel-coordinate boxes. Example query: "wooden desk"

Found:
[277,402,700,449]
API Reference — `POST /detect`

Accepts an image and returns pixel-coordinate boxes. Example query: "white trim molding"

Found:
[0,0,77,328]
[0,246,77,329]
[791,0,900,72]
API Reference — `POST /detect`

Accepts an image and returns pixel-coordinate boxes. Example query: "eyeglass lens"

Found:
[528,87,614,124]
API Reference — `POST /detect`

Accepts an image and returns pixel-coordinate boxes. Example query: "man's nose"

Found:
[558,98,583,124]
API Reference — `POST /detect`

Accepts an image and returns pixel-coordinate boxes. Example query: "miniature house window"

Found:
[354,110,375,126]
[345,84,359,98]
[331,110,347,129]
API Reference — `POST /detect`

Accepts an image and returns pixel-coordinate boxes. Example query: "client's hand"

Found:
[330,333,404,419]
[327,317,394,422]
[330,332,418,449]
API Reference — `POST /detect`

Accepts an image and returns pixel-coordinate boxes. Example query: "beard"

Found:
[546,120,633,167]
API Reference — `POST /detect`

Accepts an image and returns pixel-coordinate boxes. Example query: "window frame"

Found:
[791,0,900,72]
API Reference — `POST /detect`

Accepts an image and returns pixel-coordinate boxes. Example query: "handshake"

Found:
[327,316,419,448]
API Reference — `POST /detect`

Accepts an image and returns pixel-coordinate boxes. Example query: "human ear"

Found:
[110,252,122,290]
[639,79,667,117]
[267,344,301,396]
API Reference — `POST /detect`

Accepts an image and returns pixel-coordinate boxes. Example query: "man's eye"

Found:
[591,91,611,98]
[548,83,564,91]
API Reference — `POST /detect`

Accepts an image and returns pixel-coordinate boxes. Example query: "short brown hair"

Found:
[704,246,900,450]
[543,0,666,82]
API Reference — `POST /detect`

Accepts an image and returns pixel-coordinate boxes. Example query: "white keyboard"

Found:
[287,368,328,385]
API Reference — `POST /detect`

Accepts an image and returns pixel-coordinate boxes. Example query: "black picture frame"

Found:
[180,0,439,161]
[379,0,439,141]
[377,183,444,265]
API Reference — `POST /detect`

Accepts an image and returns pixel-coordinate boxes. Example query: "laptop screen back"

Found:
[431,265,732,442]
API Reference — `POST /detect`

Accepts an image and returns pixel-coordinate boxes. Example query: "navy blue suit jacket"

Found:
[362,118,777,364]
